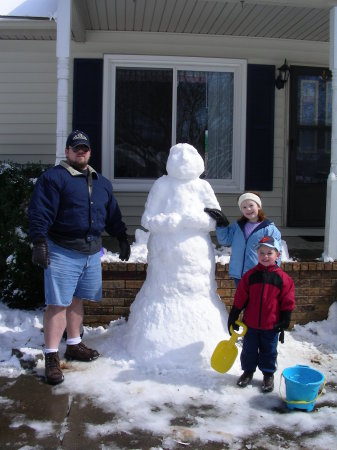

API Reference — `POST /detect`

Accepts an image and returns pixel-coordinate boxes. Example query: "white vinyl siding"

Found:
[0,41,58,164]
[0,32,329,233]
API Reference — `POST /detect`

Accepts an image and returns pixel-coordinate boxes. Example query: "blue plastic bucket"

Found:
[281,365,325,412]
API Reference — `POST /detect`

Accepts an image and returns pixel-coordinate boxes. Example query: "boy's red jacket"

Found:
[233,263,295,330]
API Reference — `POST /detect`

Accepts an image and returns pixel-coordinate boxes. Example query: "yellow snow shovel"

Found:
[211,321,248,373]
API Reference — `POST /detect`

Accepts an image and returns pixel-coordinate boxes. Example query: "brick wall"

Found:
[83,262,337,327]
[215,261,337,327]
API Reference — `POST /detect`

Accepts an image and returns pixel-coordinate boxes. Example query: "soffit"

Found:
[0,0,334,42]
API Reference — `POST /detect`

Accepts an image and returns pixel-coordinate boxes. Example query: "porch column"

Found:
[55,0,71,164]
[323,6,337,261]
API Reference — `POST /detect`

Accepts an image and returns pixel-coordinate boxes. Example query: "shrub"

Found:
[0,162,50,309]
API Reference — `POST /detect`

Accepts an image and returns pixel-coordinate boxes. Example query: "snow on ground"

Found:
[0,300,336,449]
[101,228,293,266]
[0,144,333,447]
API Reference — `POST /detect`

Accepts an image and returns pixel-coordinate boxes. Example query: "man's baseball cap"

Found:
[257,236,281,252]
[66,130,91,148]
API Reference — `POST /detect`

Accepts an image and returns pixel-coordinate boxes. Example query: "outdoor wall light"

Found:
[275,59,290,89]
[320,69,332,89]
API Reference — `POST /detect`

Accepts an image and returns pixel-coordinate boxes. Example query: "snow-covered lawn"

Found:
[1,301,336,449]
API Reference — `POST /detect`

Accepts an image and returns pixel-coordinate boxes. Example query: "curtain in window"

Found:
[177,71,233,179]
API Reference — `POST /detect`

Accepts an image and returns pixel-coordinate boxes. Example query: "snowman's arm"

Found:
[141,178,181,232]
[178,180,221,231]
[200,180,221,209]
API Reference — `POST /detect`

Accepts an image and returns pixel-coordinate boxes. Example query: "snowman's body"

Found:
[125,144,229,368]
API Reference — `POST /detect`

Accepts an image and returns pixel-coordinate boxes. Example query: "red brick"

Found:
[125,280,145,289]
[90,263,336,328]
[103,280,125,288]
[291,263,301,272]
[101,298,125,306]
[216,263,225,272]
[114,306,130,316]
[217,288,232,297]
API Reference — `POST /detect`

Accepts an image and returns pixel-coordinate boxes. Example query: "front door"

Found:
[288,66,331,227]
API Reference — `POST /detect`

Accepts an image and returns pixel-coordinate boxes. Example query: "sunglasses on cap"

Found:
[70,145,90,153]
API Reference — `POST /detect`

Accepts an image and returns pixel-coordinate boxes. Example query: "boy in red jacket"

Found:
[228,236,295,392]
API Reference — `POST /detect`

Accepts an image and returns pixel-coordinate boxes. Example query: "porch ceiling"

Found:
[0,0,334,43]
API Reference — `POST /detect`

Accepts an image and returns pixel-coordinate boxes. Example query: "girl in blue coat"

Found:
[205,192,281,286]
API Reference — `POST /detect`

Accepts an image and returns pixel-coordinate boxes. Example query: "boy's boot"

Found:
[262,372,274,393]
[45,352,64,385]
[64,342,99,361]
[237,371,254,388]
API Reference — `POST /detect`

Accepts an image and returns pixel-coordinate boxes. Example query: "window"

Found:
[102,55,247,192]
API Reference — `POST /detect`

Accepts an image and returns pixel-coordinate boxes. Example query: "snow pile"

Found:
[101,228,149,264]
[101,227,293,266]
[0,305,44,377]
[0,301,336,448]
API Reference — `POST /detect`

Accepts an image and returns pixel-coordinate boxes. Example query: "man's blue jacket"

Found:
[28,161,127,244]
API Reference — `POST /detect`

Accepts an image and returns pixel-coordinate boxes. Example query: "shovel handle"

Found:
[229,321,247,337]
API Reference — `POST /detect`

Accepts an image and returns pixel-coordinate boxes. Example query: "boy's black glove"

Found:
[273,311,291,332]
[118,234,131,261]
[32,238,50,269]
[227,306,241,335]
[204,208,229,227]
[273,311,292,344]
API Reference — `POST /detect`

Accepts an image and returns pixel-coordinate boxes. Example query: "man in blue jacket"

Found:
[28,130,131,385]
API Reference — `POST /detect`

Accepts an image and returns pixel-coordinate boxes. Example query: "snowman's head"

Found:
[166,143,204,180]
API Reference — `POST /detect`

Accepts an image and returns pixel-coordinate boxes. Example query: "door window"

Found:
[288,66,331,227]
[296,76,331,184]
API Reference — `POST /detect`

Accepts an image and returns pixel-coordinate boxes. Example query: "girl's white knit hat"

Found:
[238,193,262,209]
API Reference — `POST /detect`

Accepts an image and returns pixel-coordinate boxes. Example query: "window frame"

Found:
[102,55,247,193]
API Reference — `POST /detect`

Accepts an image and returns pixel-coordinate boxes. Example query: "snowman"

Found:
[125,143,229,369]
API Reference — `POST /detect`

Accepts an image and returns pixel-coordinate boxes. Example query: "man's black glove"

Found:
[273,311,292,344]
[204,208,229,227]
[32,238,50,269]
[227,306,241,335]
[118,234,131,261]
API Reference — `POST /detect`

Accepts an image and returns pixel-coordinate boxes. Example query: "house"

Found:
[1,0,336,259]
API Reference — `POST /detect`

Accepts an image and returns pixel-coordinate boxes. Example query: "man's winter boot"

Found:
[237,371,254,388]
[45,352,64,385]
[262,372,274,393]
[64,342,99,361]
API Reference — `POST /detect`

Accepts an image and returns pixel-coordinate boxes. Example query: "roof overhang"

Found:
[0,0,335,43]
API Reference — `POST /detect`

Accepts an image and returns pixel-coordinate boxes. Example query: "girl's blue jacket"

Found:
[216,219,282,280]
[28,161,127,243]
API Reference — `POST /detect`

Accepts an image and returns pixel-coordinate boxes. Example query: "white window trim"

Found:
[102,55,247,193]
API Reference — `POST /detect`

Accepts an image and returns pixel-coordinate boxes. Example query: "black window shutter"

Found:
[245,64,275,191]
[72,59,103,172]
